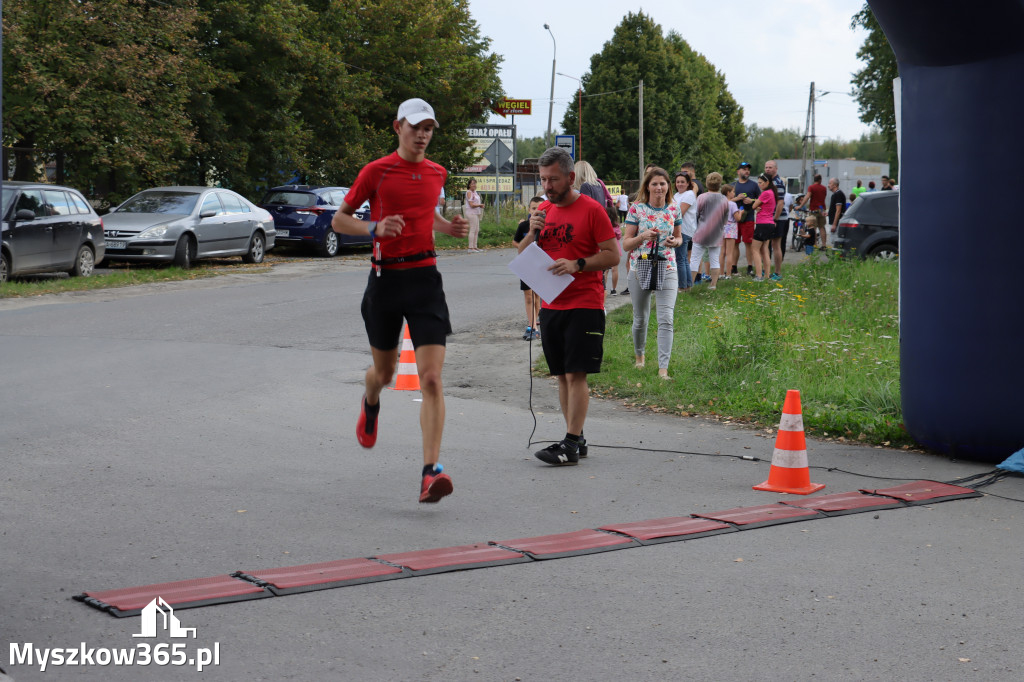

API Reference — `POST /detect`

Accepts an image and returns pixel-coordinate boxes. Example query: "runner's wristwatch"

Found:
[576,258,586,272]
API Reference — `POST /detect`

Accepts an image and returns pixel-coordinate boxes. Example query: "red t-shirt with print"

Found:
[344,151,446,269]
[537,193,615,310]
[806,183,827,211]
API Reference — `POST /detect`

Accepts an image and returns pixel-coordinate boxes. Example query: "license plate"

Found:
[276,229,289,237]
[107,240,127,249]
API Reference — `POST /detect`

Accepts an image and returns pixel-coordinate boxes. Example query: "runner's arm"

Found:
[332,202,406,238]
[433,209,469,238]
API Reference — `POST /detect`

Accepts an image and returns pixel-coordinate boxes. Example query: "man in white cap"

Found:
[332,98,468,503]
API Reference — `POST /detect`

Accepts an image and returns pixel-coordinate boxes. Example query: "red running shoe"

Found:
[419,466,453,503]
[356,395,378,448]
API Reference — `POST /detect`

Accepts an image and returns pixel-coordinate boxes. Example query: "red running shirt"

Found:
[344,152,446,269]
[537,193,615,310]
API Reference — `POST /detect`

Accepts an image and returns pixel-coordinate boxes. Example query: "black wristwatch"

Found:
[576,258,586,272]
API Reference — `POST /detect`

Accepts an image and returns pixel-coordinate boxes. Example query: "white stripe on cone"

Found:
[398,362,417,375]
[771,448,809,469]
[778,412,804,431]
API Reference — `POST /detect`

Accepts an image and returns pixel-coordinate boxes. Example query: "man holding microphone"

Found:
[518,147,620,466]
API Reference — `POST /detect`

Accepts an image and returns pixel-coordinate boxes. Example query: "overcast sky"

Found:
[467,0,873,143]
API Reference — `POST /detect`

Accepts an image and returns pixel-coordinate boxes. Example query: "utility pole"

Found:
[638,80,644,182]
[544,24,556,148]
[801,82,815,191]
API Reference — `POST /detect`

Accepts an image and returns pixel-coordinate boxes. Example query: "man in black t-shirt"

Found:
[765,159,788,279]
[732,162,760,274]
[679,161,705,196]
[827,178,847,235]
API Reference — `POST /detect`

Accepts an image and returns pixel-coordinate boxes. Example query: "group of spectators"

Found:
[510,158,894,380]
[796,172,895,254]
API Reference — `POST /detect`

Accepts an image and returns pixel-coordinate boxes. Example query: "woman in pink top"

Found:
[464,178,484,252]
[749,174,776,281]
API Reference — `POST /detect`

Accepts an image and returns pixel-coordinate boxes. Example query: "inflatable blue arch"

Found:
[869,1,1024,462]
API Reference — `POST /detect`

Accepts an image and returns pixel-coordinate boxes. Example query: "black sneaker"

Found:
[577,437,588,458]
[534,441,579,466]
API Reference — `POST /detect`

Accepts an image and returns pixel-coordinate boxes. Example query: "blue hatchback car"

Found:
[258,185,371,257]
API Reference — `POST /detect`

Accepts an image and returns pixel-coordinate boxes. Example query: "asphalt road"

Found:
[1,249,1021,681]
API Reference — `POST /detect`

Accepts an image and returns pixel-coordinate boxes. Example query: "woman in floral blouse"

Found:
[622,167,682,379]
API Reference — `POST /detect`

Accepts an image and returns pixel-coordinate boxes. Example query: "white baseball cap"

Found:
[396,98,439,126]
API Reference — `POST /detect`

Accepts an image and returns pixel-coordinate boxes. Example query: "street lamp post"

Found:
[544,24,556,148]
[557,72,582,161]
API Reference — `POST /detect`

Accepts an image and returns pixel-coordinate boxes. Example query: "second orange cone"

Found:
[392,323,420,391]
[753,389,825,495]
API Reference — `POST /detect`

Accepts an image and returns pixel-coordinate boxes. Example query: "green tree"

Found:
[184,0,333,197]
[2,0,209,200]
[851,4,898,175]
[4,0,501,201]
[560,12,743,183]
[185,0,501,197]
[738,125,803,171]
[330,0,503,188]
[515,136,548,163]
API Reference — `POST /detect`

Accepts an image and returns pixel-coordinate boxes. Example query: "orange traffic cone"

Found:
[753,390,825,495]
[392,323,420,391]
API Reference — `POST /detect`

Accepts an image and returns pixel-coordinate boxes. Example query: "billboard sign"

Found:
[464,125,515,175]
[492,98,532,117]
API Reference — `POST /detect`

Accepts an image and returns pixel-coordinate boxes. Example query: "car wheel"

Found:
[243,231,265,264]
[1,251,9,283]
[317,229,339,258]
[867,244,898,261]
[173,234,195,269]
[69,245,96,277]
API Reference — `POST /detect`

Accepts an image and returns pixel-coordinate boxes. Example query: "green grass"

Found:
[434,208,523,250]
[0,260,268,298]
[584,254,909,448]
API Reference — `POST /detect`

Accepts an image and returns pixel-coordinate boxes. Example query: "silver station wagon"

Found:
[103,186,275,268]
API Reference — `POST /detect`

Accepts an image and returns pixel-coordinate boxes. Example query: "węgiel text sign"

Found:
[492,98,532,117]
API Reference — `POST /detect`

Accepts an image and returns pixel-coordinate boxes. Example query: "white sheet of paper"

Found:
[507,242,574,304]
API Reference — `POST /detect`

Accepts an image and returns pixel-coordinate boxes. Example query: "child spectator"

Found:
[720,184,742,280]
[604,205,623,295]
[800,220,817,255]
[690,172,730,290]
[513,197,544,339]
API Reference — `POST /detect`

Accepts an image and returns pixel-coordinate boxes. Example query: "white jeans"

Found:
[466,212,481,249]
[689,243,721,271]
[627,269,678,369]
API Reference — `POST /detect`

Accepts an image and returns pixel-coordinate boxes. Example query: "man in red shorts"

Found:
[732,161,759,275]
[517,147,619,466]
[331,98,468,503]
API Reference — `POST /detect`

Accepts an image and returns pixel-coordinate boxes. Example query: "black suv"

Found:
[2,181,105,282]
[833,190,899,259]
[258,185,371,257]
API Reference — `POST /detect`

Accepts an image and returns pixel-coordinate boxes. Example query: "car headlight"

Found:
[137,225,170,239]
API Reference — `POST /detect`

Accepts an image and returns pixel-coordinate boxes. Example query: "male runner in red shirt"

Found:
[518,147,620,465]
[331,98,468,502]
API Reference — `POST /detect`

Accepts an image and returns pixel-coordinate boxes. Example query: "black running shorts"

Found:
[753,223,775,242]
[361,266,452,350]
[538,308,606,375]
